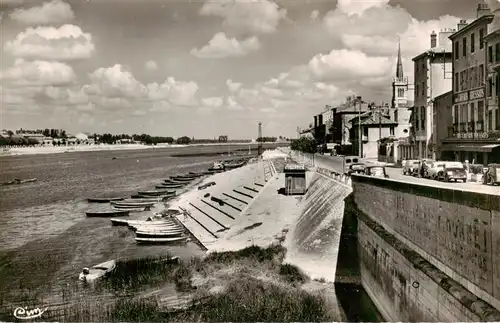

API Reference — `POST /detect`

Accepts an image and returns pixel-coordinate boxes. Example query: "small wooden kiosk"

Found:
[284,163,306,195]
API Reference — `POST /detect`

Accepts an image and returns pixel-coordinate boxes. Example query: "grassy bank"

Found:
[1,245,336,322]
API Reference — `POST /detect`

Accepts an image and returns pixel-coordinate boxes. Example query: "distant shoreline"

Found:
[0,142,285,157]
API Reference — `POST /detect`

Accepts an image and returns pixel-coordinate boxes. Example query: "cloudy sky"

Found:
[0,0,475,139]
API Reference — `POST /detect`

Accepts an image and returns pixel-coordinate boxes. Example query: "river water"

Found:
[0,147,238,308]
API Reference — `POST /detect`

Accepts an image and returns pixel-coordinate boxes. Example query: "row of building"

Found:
[0,130,96,145]
[300,3,500,165]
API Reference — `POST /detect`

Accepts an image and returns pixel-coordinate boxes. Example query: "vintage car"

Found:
[364,165,389,178]
[483,163,500,185]
[436,161,467,182]
[426,161,446,180]
[347,162,366,175]
[402,160,420,176]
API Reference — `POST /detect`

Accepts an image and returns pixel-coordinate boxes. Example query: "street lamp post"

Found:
[356,96,362,157]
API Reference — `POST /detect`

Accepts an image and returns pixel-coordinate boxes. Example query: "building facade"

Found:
[432,91,453,159]
[350,109,398,159]
[411,29,454,160]
[331,96,371,143]
[442,6,500,164]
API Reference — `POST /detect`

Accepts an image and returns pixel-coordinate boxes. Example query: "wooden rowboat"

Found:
[137,190,175,196]
[88,197,125,203]
[136,231,184,238]
[111,201,155,208]
[78,260,116,282]
[86,210,130,217]
[135,236,187,244]
[155,184,183,189]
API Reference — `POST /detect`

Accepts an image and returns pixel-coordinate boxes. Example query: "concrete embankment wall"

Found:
[350,175,500,321]
[285,172,351,282]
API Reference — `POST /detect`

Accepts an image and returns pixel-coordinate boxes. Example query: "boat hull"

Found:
[136,231,184,238]
[88,197,125,203]
[137,190,175,196]
[86,211,130,217]
[135,237,187,244]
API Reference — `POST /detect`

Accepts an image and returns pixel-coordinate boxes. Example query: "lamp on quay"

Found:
[356,96,362,157]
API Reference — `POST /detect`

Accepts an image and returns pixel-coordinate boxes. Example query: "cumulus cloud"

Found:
[226,96,245,111]
[226,79,242,93]
[85,64,199,107]
[146,77,199,106]
[9,0,75,25]
[0,59,76,87]
[259,86,284,98]
[191,32,260,58]
[308,49,392,81]
[201,96,224,108]
[87,64,146,99]
[199,0,287,34]
[4,24,95,61]
[336,0,390,16]
[145,60,158,71]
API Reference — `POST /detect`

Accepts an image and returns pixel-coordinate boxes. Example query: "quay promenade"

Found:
[291,151,500,196]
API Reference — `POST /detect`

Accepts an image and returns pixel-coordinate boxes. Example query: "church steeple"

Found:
[396,40,403,79]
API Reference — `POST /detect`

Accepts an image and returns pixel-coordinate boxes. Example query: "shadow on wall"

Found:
[334,194,384,322]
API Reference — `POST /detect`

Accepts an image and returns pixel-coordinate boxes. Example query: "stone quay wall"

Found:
[350,174,500,321]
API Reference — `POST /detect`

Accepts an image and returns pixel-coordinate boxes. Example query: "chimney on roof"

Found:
[430,31,437,48]
[477,3,491,18]
[458,19,467,31]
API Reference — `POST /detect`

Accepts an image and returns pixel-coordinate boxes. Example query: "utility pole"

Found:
[379,103,382,141]
[257,122,263,156]
[357,96,362,157]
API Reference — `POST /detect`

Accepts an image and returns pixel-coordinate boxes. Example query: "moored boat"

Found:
[86,210,130,217]
[78,260,116,282]
[155,184,183,189]
[88,197,125,203]
[111,201,155,208]
[169,178,193,183]
[135,236,187,244]
[208,162,225,172]
[110,218,130,226]
[131,223,180,231]
[224,160,246,169]
[1,178,38,186]
[137,190,175,196]
[122,198,160,203]
[198,181,216,190]
[135,230,184,238]
[112,206,149,212]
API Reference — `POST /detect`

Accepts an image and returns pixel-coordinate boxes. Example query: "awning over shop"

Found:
[442,143,500,152]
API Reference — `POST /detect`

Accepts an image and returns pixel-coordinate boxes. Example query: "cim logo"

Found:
[13,307,48,320]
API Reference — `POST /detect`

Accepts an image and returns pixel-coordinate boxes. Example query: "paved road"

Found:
[312,154,500,195]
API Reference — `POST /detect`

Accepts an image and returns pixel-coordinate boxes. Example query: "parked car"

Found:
[364,165,389,178]
[436,161,467,182]
[348,162,366,175]
[403,160,420,176]
[483,163,500,185]
[342,156,360,174]
[426,161,446,180]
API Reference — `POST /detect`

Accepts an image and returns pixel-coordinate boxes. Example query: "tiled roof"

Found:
[350,112,397,126]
